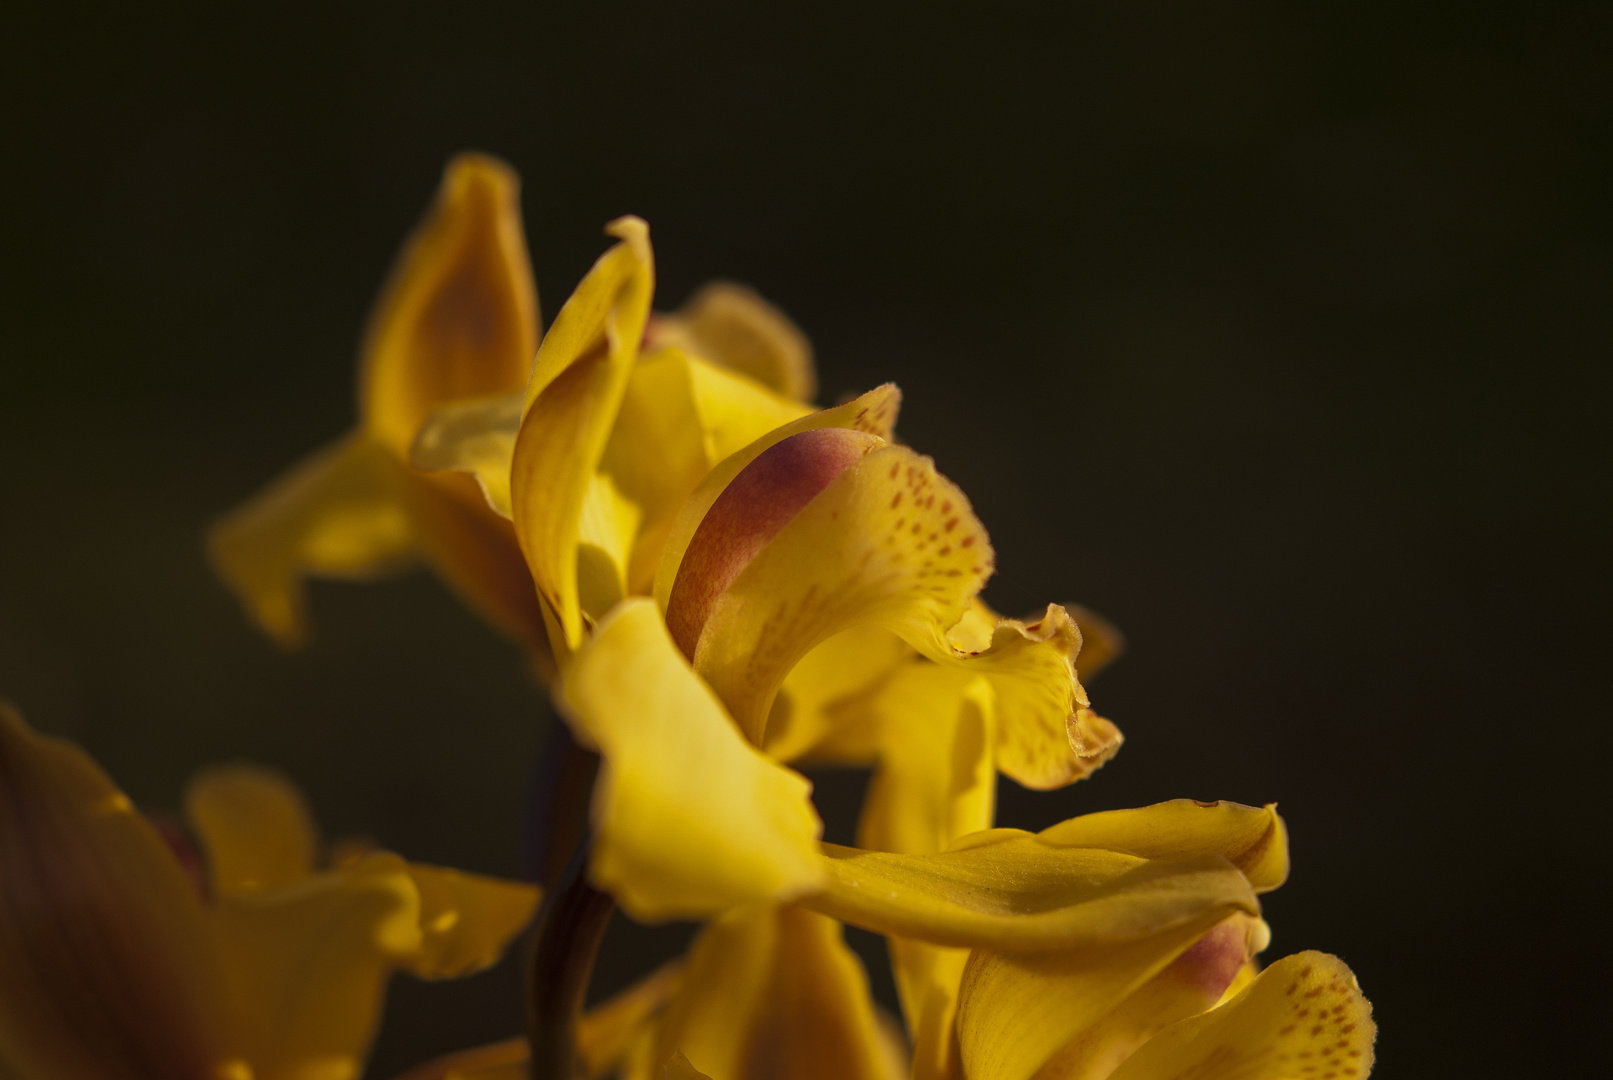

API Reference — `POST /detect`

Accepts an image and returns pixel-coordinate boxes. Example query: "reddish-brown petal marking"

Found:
[667,428,881,656]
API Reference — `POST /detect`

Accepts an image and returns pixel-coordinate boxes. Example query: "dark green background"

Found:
[1,2,1606,1076]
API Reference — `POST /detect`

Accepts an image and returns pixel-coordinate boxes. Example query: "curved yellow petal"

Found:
[401,863,540,979]
[640,904,902,1080]
[212,852,421,1080]
[760,627,914,764]
[0,706,232,1080]
[802,841,1258,954]
[1105,951,1376,1080]
[958,915,1262,1080]
[511,218,654,648]
[359,153,539,458]
[652,385,902,612]
[557,599,825,920]
[645,281,817,401]
[1035,800,1288,893]
[185,763,318,896]
[208,432,418,648]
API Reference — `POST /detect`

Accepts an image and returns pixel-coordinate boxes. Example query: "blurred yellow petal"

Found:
[401,863,540,979]
[511,218,654,649]
[411,392,523,517]
[386,963,680,1080]
[209,432,418,649]
[0,706,233,1080]
[558,599,825,920]
[642,905,901,1080]
[646,281,817,401]
[576,469,644,621]
[652,384,902,612]
[389,1039,527,1080]
[1105,951,1376,1080]
[359,154,539,458]
[580,962,683,1079]
[185,763,318,896]
[212,852,421,1080]
[661,1052,714,1080]
[1036,800,1289,893]
[803,837,1258,953]
[402,470,552,652]
[958,915,1261,1080]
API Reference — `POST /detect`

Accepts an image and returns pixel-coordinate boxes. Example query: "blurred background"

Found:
[1,2,1606,1075]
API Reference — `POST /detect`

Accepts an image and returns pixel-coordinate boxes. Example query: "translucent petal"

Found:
[0,707,232,1080]
[557,599,825,920]
[359,154,538,458]
[1105,952,1376,1080]
[185,763,318,896]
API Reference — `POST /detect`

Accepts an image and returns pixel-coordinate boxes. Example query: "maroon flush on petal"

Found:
[666,427,882,657]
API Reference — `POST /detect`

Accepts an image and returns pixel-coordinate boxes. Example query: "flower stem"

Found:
[527,836,615,1080]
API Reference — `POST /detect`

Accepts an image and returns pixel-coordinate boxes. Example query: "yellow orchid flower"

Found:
[628,801,1368,1080]
[405,219,1121,922]
[0,704,539,1080]
[208,153,548,652]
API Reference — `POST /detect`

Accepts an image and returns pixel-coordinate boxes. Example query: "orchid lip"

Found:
[666,427,881,657]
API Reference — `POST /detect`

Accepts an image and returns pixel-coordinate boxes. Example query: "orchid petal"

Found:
[400,864,540,979]
[639,904,901,1080]
[802,823,1260,953]
[511,218,654,648]
[185,763,318,896]
[359,154,538,458]
[557,599,825,920]
[608,348,810,594]
[386,963,680,1080]
[652,385,902,612]
[760,627,915,764]
[958,915,1262,1080]
[208,433,418,648]
[211,852,421,1080]
[646,281,817,401]
[1105,951,1376,1080]
[0,707,233,1080]
[1035,800,1288,893]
